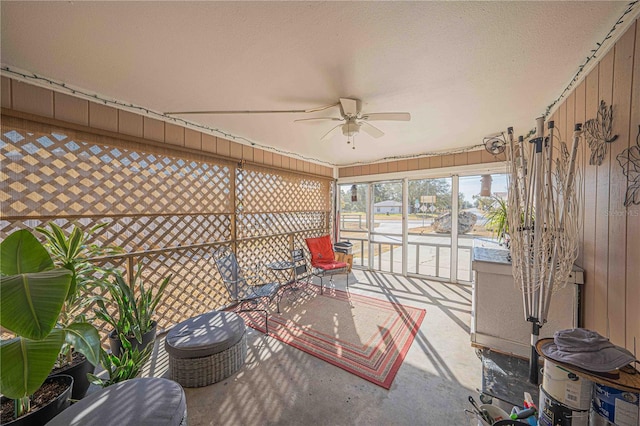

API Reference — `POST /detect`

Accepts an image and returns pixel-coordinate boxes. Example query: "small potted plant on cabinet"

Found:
[94,267,172,357]
[0,230,101,425]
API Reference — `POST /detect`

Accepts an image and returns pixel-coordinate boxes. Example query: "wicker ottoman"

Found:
[165,310,247,387]
[46,378,187,426]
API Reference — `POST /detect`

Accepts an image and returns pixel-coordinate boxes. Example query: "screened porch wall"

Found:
[0,84,334,338]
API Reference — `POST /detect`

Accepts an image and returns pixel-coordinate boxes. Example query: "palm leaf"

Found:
[0,269,71,340]
[0,330,65,399]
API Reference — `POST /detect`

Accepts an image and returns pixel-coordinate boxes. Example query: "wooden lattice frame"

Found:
[1,117,332,342]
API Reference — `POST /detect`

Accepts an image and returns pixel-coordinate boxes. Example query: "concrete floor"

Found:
[140,270,483,426]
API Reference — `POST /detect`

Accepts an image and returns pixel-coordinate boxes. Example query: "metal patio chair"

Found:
[213,246,281,334]
[304,235,349,294]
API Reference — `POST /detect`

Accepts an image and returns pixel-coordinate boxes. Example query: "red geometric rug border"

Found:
[234,285,426,389]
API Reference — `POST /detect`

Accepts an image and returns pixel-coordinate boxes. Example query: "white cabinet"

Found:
[471,247,584,359]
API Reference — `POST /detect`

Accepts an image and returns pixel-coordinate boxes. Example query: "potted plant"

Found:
[37,222,121,400]
[0,230,101,424]
[94,267,172,357]
[485,195,510,246]
[88,336,153,388]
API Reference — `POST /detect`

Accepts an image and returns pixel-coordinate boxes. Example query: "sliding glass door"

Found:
[338,184,369,268]
[370,181,403,273]
[407,177,453,279]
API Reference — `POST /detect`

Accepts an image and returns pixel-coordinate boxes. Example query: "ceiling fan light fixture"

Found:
[342,121,361,137]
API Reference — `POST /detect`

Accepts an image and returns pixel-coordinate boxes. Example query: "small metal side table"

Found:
[266,260,302,302]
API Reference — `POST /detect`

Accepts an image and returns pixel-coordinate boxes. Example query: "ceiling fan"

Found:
[295,98,411,144]
[165,97,410,149]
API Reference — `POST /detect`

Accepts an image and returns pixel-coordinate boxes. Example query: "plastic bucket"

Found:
[591,383,639,426]
[480,404,510,423]
[542,359,593,410]
[539,385,589,426]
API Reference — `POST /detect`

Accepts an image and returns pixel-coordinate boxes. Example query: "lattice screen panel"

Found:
[0,125,232,217]
[237,166,330,213]
[1,214,232,253]
[236,235,292,271]
[126,244,229,330]
[1,117,334,339]
[236,211,327,239]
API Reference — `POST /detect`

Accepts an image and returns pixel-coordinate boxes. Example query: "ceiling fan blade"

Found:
[339,98,358,118]
[360,121,385,138]
[294,117,343,123]
[320,124,342,140]
[360,112,411,121]
[165,102,339,115]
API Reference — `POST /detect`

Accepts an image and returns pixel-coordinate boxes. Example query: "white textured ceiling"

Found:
[0,1,631,166]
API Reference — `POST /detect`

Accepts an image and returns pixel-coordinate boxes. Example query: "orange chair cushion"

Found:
[305,235,348,271]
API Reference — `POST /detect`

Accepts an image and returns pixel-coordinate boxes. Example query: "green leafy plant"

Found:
[0,230,101,419]
[36,222,121,367]
[94,267,172,344]
[87,335,152,387]
[485,196,509,244]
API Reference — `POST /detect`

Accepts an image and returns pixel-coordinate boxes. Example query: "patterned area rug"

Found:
[235,284,425,389]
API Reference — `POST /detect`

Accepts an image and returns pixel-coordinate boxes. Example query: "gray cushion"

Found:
[165,310,246,358]
[46,377,186,426]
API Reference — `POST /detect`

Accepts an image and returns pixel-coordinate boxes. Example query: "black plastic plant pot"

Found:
[1,374,73,426]
[49,353,95,400]
[108,320,157,357]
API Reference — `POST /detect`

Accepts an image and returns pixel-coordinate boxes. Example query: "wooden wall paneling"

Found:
[388,161,398,173]
[378,162,389,174]
[369,163,379,174]
[229,141,243,159]
[555,100,567,145]
[407,159,419,171]
[309,163,317,175]
[574,81,587,269]
[626,20,640,352]
[118,110,143,138]
[361,164,371,175]
[242,145,254,162]
[184,128,202,150]
[608,25,635,346]
[430,156,442,168]
[418,157,430,169]
[296,159,304,172]
[54,92,88,126]
[143,117,164,142]
[253,148,264,164]
[1,76,12,108]
[303,161,310,173]
[12,80,53,118]
[467,150,482,165]
[480,149,498,164]
[263,151,273,166]
[594,50,614,337]
[397,160,408,172]
[89,102,118,132]
[583,66,600,332]
[341,167,353,178]
[441,154,454,167]
[454,152,468,166]
[275,154,284,169]
[217,138,230,157]
[165,123,185,147]
[353,166,362,176]
[202,134,216,153]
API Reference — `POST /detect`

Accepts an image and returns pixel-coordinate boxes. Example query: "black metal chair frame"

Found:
[213,246,281,335]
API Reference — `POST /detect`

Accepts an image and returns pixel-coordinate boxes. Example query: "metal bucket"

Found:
[542,359,593,410]
[591,383,639,426]
[539,385,589,426]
